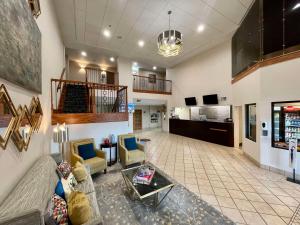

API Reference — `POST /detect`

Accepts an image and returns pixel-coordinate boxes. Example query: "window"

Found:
[272,101,300,150]
[246,104,256,142]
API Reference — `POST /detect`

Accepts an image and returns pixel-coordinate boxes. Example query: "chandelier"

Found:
[157,11,183,57]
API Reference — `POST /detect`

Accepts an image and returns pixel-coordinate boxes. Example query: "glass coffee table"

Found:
[121,165,174,208]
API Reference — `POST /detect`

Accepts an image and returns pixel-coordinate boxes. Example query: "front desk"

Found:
[169,119,234,147]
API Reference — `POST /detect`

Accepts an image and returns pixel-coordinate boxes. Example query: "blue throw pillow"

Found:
[124,137,137,151]
[78,143,96,160]
[55,180,65,200]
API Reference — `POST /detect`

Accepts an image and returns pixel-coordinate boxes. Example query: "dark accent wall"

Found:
[232,0,260,76]
[232,0,300,77]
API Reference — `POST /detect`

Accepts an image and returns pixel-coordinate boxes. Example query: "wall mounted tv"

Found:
[185,97,197,106]
[203,94,218,105]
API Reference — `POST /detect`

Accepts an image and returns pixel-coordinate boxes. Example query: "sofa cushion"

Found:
[124,137,137,151]
[0,156,59,220]
[68,192,91,225]
[78,143,96,160]
[84,157,106,172]
[75,172,95,194]
[83,192,102,225]
[127,150,145,164]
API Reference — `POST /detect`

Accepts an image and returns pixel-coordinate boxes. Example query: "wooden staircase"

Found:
[51,79,128,125]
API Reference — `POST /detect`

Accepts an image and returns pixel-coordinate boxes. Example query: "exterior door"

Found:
[133,109,142,130]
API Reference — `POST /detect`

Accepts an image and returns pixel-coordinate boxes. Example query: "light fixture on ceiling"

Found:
[138,40,145,47]
[133,62,138,66]
[197,24,205,33]
[81,51,87,56]
[293,3,300,10]
[153,66,157,70]
[157,11,183,57]
[110,57,115,62]
[103,29,111,38]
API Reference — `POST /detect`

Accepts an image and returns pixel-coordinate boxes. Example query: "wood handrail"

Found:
[56,68,66,92]
[51,79,127,89]
[232,49,300,84]
[132,74,172,82]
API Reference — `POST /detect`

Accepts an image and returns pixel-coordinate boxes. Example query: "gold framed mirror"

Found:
[12,106,33,151]
[0,85,18,150]
[29,97,43,132]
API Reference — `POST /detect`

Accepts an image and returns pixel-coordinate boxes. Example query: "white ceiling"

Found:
[53,0,253,68]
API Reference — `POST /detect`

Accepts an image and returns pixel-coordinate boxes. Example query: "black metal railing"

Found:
[133,75,172,94]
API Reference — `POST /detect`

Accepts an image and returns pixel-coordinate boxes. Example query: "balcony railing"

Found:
[51,79,128,125]
[133,75,172,95]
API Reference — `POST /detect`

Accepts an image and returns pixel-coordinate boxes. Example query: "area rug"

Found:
[93,164,235,225]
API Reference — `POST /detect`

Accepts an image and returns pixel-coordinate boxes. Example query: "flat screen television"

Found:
[185,97,197,106]
[203,94,218,105]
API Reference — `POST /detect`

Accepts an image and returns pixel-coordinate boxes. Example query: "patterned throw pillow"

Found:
[57,161,72,179]
[67,173,78,188]
[45,194,68,225]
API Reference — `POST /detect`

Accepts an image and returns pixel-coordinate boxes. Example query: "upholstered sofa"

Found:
[0,155,103,225]
[70,138,107,175]
[118,134,146,167]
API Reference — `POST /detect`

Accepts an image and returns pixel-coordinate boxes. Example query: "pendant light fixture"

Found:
[157,11,183,57]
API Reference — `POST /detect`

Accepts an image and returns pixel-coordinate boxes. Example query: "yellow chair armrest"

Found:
[137,142,145,151]
[119,144,128,163]
[95,149,106,159]
[71,153,84,166]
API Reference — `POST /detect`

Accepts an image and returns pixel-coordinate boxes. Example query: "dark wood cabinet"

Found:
[169,119,234,147]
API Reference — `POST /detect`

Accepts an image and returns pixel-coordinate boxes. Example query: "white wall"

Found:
[232,70,261,162]
[67,60,86,81]
[232,56,300,175]
[135,105,162,129]
[259,58,300,175]
[117,57,171,132]
[168,41,232,107]
[0,0,65,203]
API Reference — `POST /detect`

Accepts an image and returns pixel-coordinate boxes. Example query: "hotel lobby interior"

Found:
[1,0,300,225]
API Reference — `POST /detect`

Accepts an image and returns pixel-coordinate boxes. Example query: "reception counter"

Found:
[169,119,234,147]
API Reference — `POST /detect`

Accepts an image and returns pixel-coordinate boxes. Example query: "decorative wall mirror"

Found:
[0,85,18,150]
[29,97,43,131]
[12,106,33,151]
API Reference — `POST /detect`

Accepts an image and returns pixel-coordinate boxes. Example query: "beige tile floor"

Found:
[135,129,300,225]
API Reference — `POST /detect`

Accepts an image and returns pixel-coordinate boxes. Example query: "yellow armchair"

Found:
[118,134,145,168]
[70,138,107,175]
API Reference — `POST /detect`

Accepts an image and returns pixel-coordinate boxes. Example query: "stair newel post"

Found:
[92,84,96,113]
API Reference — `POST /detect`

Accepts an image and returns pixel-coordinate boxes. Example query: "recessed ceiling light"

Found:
[81,51,87,56]
[110,57,115,62]
[103,29,111,38]
[133,62,138,66]
[138,40,145,47]
[153,66,157,70]
[197,24,205,33]
[293,3,300,10]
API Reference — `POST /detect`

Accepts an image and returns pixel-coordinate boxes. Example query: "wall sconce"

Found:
[53,123,69,161]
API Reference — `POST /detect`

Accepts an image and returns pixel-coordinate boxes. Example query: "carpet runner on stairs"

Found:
[63,84,88,113]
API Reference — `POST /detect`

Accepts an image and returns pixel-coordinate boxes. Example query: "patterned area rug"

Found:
[93,164,235,225]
